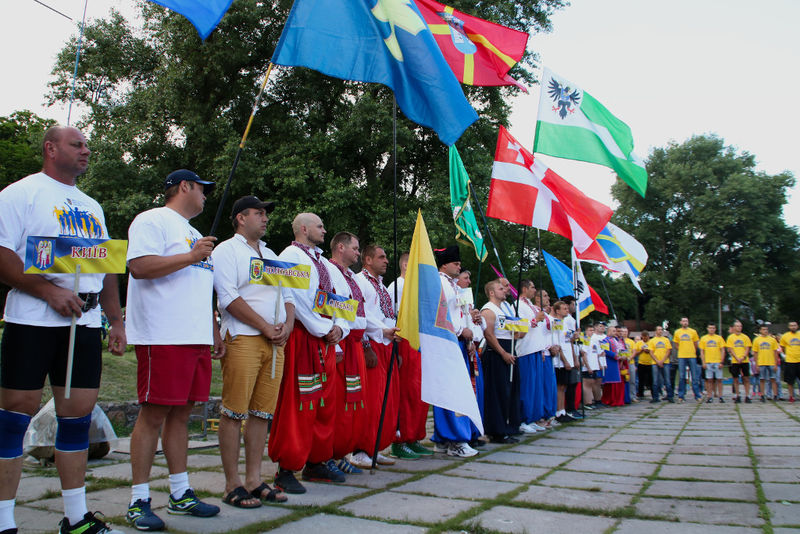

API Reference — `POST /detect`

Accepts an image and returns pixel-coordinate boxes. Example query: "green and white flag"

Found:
[449,146,487,261]
[533,67,648,197]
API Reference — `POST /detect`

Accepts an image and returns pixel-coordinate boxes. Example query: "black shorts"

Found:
[784,362,800,385]
[582,370,597,379]
[730,363,750,378]
[1,323,102,390]
[555,367,570,385]
[568,368,581,385]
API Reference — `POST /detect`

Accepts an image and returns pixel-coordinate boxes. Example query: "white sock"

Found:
[169,472,190,500]
[131,483,150,506]
[0,499,15,531]
[62,487,88,525]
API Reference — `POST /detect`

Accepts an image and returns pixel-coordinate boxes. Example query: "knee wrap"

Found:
[0,409,32,459]
[55,413,91,452]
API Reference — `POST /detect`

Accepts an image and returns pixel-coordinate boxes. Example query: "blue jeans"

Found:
[678,358,702,399]
[653,363,674,401]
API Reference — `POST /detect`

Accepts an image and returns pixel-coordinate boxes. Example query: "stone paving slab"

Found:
[767,502,800,526]
[756,455,800,468]
[279,481,369,507]
[677,436,746,447]
[666,453,749,467]
[32,488,172,514]
[565,457,658,477]
[672,445,747,455]
[444,461,548,483]
[481,451,571,468]
[603,441,672,454]
[152,470,226,494]
[271,513,426,533]
[383,457,458,472]
[161,497,292,533]
[515,485,633,511]
[609,433,675,444]
[88,462,168,480]
[339,469,415,489]
[533,438,597,449]
[16,504,83,533]
[635,497,763,526]
[471,505,616,533]
[513,443,588,455]
[541,471,646,494]
[645,480,756,501]
[762,482,800,502]
[583,449,664,464]
[615,518,761,534]
[753,445,800,456]
[342,491,475,523]
[15,475,63,503]
[750,436,800,445]
[757,467,800,483]
[393,473,520,500]
[658,464,755,482]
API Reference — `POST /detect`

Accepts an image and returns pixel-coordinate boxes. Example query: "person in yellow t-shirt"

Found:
[648,326,674,402]
[779,321,800,402]
[752,325,779,401]
[620,327,637,402]
[726,320,752,403]
[699,323,726,402]
[673,317,701,402]
[634,330,654,401]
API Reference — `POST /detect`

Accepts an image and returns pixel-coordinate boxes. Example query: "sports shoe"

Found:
[127,498,165,531]
[734,396,741,403]
[375,453,395,465]
[677,398,684,404]
[60,511,123,533]
[167,489,220,517]
[391,442,420,460]
[707,397,714,404]
[407,441,434,455]
[529,422,547,431]
[337,457,363,474]
[432,442,450,453]
[568,411,584,420]
[760,396,766,403]
[274,469,306,494]
[326,459,347,478]
[519,423,538,434]
[447,442,478,458]
[719,397,725,403]
[302,462,346,483]
[745,397,752,403]
[349,451,373,468]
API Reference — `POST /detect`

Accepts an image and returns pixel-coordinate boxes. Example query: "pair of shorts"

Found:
[730,363,750,378]
[759,365,778,381]
[555,367,570,385]
[220,334,285,419]
[784,362,800,385]
[704,362,723,380]
[582,370,598,379]
[568,368,581,385]
[136,345,211,405]
[0,322,101,390]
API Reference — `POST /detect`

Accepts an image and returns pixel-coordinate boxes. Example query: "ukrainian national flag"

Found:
[24,237,127,274]
[397,211,483,433]
[272,0,478,146]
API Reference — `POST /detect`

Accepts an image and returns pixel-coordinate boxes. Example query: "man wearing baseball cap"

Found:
[124,169,224,530]
[211,196,291,508]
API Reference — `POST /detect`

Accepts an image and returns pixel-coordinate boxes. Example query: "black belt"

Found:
[78,292,99,312]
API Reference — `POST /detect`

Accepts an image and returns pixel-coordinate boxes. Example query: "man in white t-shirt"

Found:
[125,169,224,530]
[212,196,294,508]
[589,322,608,406]
[0,126,127,534]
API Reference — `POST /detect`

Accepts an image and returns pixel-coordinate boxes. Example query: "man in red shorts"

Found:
[125,170,225,530]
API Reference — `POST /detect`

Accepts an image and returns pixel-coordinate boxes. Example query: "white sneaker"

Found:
[447,442,478,458]
[519,423,537,434]
[548,417,560,426]
[375,453,395,465]
[530,422,547,432]
[432,441,449,453]
[349,451,373,468]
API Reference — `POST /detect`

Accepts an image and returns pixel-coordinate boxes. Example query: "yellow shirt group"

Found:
[726,333,751,363]
[780,331,800,363]
[752,335,779,367]
[699,334,726,364]
[648,336,672,364]
[673,327,699,358]
[635,340,653,365]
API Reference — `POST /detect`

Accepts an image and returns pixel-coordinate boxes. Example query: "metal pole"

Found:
[598,272,617,321]
[469,181,506,278]
[67,0,88,126]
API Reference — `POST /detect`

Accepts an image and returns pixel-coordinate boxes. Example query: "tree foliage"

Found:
[0,111,57,190]
[611,134,799,330]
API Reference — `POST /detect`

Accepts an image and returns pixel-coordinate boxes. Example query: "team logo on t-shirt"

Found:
[790,338,800,346]
[54,202,104,238]
[706,340,717,347]
[734,339,745,347]
[760,342,771,350]
[33,238,55,270]
[185,237,213,271]
[681,333,691,341]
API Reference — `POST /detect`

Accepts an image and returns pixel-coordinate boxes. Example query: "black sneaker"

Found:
[760,396,766,403]
[167,489,220,517]
[126,498,165,531]
[60,512,122,533]
[274,469,306,494]
[734,396,741,403]
[745,397,752,403]
[719,397,725,403]
[302,462,346,484]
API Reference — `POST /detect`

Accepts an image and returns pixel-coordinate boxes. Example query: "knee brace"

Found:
[55,413,91,452]
[0,409,32,459]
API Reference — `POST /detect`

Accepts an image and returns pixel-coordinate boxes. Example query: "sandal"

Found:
[223,486,262,508]
[251,481,288,503]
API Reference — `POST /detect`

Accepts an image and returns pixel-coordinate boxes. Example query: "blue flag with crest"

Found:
[272,0,478,146]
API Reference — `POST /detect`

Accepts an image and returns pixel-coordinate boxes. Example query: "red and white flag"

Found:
[486,126,613,252]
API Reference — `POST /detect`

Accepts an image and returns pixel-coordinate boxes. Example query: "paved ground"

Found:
[15,399,800,533]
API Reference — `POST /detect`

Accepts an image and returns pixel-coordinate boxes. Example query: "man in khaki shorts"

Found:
[212,196,294,507]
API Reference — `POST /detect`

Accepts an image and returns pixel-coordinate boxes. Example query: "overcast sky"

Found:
[3,0,798,225]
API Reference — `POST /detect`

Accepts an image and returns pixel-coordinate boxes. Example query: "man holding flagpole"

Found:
[0,126,126,534]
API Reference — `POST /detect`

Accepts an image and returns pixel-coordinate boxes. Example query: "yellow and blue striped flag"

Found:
[24,236,127,274]
[249,258,311,289]
[312,290,358,322]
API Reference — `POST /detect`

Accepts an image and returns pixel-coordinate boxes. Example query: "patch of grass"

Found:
[735,404,774,534]
[85,475,129,492]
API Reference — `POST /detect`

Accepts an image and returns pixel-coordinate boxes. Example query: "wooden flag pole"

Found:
[469,181,507,279]
[209,62,275,237]
[64,264,82,399]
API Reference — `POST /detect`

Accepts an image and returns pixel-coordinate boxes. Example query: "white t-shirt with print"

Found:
[0,172,108,327]
[125,207,213,345]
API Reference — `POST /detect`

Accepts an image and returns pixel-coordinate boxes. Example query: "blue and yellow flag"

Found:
[146,0,233,40]
[24,236,127,274]
[249,258,311,289]
[312,290,358,322]
[500,316,529,333]
[271,0,478,146]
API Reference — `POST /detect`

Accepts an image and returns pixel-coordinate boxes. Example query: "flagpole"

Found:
[573,258,584,418]
[469,181,507,279]
[209,62,275,237]
[597,270,618,322]
[510,227,526,381]
[372,96,400,472]
[66,0,88,126]
[535,229,545,312]
[64,264,81,399]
